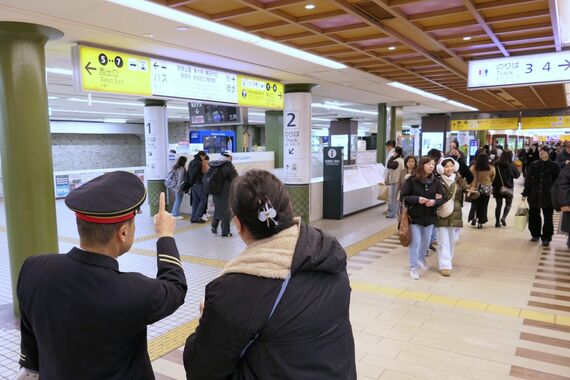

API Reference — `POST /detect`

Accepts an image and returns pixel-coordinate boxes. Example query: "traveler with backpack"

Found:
[185,151,208,224]
[165,156,188,220]
[206,151,238,237]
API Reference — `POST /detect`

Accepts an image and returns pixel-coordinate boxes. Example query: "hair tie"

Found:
[258,201,278,227]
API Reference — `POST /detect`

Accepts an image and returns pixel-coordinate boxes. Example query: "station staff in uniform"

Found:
[16,171,187,380]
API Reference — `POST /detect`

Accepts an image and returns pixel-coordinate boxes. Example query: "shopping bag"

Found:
[398,205,411,247]
[515,200,529,231]
[377,184,389,201]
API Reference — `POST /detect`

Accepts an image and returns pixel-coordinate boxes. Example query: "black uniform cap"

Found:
[65,171,146,224]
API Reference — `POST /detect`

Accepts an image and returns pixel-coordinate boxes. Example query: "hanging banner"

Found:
[521,109,570,129]
[450,111,519,131]
[237,75,284,109]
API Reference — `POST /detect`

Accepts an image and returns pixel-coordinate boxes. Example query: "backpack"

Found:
[164,169,178,190]
[203,165,224,195]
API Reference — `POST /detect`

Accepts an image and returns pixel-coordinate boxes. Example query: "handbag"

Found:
[464,190,480,203]
[497,167,514,198]
[377,184,389,201]
[515,200,529,231]
[437,183,456,218]
[398,203,411,247]
[476,170,492,196]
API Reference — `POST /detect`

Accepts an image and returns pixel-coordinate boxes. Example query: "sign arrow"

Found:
[84,62,97,75]
[278,92,283,99]
[153,62,159,69]
[288,148,294,154]
[558,60,570,71]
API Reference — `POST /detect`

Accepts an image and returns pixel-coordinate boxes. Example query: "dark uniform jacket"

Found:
[17,237,187,380]
[523,160,560,209]
[183,222,356,380]
[400,175,445,226]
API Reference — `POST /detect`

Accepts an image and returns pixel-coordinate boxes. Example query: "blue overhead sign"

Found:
[468,51,570,89]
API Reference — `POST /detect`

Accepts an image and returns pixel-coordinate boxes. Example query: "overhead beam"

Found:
[265,0,307,10]
[487,9,551,24]
[388,0,424,6]
[408,6,468,21]
[297,10,346,23]
[167,0,197,7]
[322,22,370,34]
[548,0,563,51]
[211,7,258,21]
[299,40,337,49]
[530,86,549,107]
[475,0,543,10]
[245,21,288,32]
[464,0,510,57]
[273,31,314,42]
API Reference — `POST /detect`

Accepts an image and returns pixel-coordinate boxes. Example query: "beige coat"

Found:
[470,165,496,188]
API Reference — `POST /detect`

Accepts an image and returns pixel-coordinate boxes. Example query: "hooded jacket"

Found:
[183,221,356,380]
[186,153,205,188]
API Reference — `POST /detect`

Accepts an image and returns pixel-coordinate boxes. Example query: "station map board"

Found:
[72,44,282,109]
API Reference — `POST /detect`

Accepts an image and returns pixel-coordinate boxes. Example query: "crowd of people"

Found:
[385,140,570,280]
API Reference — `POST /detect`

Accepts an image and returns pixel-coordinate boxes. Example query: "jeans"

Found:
[409,224,434,269]
[437,227,460,270]
[495,197,513,222]
[191,184,207,220]
[171,190,184,217]
[529,207,554,241]
[387,184,399,217]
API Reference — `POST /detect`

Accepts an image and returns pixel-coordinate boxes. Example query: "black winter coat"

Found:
[186,154,205,188]
[523,160,560,208]
[492,162,520,197]
[558,164,570,233]
[208,160,238,219]
[400,175,445,226]
[457,159,474,184]
[556,150,570,169]
[183,222,356,380]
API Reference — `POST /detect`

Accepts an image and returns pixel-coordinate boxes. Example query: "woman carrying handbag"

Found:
[492,149,520,228]
[469,153,495,228]
[435,158,474,276]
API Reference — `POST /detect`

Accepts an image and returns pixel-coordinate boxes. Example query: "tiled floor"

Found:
[1,178,570,379]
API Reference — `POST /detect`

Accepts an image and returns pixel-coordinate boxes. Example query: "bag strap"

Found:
[240,276,290,359]
[497,166,505,187]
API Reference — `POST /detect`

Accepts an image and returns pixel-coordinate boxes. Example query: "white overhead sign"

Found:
[151,59,237,104]
[468,51,570,89]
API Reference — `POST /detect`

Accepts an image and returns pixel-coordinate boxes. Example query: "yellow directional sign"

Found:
[451,118,518,131]
[74,45,152,96]
[521,116,570,129]
[237,75,284,109]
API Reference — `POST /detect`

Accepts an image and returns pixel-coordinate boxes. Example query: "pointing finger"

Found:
[159,192,165,213]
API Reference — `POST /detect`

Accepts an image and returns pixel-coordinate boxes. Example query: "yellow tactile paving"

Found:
[345,225,398,258]
[147,318,199,361]
[350,280,569,326]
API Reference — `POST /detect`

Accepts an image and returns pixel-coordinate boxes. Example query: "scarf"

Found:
[441,173,456,189]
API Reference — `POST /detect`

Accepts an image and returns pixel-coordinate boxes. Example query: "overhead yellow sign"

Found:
[521,116,570,129]
[237,75,284,109]
[75,45,152,96]
[451,118,518,131]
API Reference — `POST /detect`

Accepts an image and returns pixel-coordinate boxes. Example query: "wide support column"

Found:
[143,99,169,216]
[265,110,283,167]
[390,106,403,143]
[283,84,317,223]
[0,22,62,315]
[376,103,387,164]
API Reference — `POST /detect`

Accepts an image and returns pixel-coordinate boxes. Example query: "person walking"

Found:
[183,169,356,379]
[556,143,570,169]
[400,155,417,187]
[556,162,570,248]
[400,156,444,280]
[170,156,187,220]
[208,150,238,237]
[492,149,520,228]
[470,153,496,228]
[186,151,208,224]
[435,158,473,276]
[16,172,187,379]
[448,148,474,184]
[386,147,405,219]
[523,147,561,247]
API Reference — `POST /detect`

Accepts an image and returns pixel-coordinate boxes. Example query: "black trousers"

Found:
[528,207,554,241]
[495,197,513,222]
[475,194,491,224]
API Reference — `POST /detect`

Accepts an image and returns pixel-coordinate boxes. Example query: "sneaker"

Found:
[542,240,550,247]
[531,236,540,242]
[440,269,451,277]
[418,260,428,270]
[173,216,184,220]
[191,219,206,224]
[221,233,233,237]
[409,268,420,280]
[386,214,396,219]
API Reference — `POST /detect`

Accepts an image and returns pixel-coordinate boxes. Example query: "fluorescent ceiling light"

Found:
[48,96,59,100]
[68,97,188,110]
[46,67,73,76]
[386,82,448,102]
[50,117,105,122]
[388,46,396,51]
[107,0,346,70]
[305,4,316,10]
[312,103,377,116]
[445,100,478,111]
[52,109,143,117]
[103,118,128,123]
[311,117,332,121]
[462,36,472,41]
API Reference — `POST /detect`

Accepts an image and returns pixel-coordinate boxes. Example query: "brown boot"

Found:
[440,269,451,277]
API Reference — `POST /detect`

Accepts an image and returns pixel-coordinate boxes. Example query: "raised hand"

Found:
[154,192,176,238]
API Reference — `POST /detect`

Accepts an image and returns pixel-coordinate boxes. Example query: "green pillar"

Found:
[477,130,487,148]
[0,22,62,315]
[235,125,245,152]
[376,103,387,164]
[390,106,403,143]
[265,110,283,168]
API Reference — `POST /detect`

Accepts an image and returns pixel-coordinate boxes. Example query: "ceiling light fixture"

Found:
[176,26,190,31]
[312,103,377,116]
[46,67,73,76]
[48,96,59,100]
[445,100,478,111]
[386,82,448,102]
[312,117,332,121]
[52,109,143,117]
[103,118,129,123]
[67,97,188,110]
[462,36,472,41]
[107,0,346,70]
[305,4,316,9]
[388,46,396,50]
[142,33,156,38]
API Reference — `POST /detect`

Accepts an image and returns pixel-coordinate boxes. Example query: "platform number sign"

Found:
[286,112,297,128]
[468,50,570,89]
